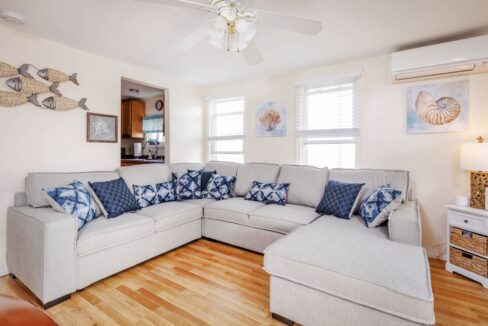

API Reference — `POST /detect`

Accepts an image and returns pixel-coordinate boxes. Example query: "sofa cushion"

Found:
[77,213,154,257]
[329,169,409,209]
[359,185,402,228]
[249,204,320,234]
[118,164,171,194]
[315,180,364,219]
[43,181,98,231]
[89,178,139,218]
[26,171,119,210]
[204,197,266,225]
[184,198,216,207]
[204,161,240,177]
[277,165,328,208]
[234,163,281,197]
[170,163,204,175]
[264,216,434,325]
[138,202,202,231]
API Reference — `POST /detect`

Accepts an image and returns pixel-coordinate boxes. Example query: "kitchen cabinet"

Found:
[121,100,145,138]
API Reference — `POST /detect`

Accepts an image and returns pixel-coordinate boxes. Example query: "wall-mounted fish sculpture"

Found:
[6,76,62,97]
[42,96,88,111]
[0,91,40,107]
[38,68,79,85]
[0,62,32,79]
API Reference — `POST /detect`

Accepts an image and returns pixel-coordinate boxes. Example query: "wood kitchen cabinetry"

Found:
[121,100,145,138]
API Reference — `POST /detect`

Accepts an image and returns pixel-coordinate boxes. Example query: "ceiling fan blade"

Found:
[134,0,213,11]
[242,41,263,65]
[254,10,322,36]
[171,25,208,54]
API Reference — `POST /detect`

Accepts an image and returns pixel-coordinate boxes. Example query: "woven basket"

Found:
[450,227,488,256]
[450,247,487,277]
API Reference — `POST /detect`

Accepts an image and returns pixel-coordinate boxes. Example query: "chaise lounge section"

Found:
[6,161,434,325]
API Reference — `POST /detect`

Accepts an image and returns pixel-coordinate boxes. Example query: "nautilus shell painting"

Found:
[407,80,469,134]
[256,101,287,137]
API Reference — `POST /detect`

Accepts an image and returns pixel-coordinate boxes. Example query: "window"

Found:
[207,97,245,163]
[296,75,360,168]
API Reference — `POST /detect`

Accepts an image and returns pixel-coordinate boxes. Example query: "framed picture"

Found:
[87,112,118,143]
[407,80,469,134]
[256,101,287,137]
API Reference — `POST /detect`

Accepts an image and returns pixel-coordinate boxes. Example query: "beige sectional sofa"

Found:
[6,161,434,325]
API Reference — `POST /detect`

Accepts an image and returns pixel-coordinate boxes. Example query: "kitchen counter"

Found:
[121,158,165,167]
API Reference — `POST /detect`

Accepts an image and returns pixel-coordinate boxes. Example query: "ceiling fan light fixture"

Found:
[235,19,256,43]
[207,17,226,39]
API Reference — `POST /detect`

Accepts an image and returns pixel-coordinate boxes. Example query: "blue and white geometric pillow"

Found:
[172,171,202,201]
[315,180,365,219]
[206,174,237,200]
[133,181,175,208]
[359,185,402,228]
[43,180,98,231]
[244,181,267,203]
[244,181,290,205]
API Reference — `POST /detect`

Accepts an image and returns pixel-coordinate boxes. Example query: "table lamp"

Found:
[461,136,488,209]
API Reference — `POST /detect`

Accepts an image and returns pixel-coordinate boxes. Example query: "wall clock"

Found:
[155,99,164,112]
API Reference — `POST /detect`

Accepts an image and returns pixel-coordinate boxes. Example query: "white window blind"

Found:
[207,97,245,163]
[296,75,360,168]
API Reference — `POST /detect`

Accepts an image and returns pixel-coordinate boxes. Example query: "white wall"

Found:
[0,25,203,275]
[201,54,488,257]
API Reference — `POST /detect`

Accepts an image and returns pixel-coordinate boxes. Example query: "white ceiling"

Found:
[121,79,164,100]
[1,0,488,86]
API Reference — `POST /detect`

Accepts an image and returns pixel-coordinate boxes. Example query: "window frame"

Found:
[207,96,245,163]
[296,75,360,168]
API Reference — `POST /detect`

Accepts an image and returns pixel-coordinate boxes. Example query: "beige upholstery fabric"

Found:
[138,202,202,231]
[329,169,409,208]
[249,204,321,234]
[77,213,154,257]
[204,197,265,225]
[234,163,281,197]
[204,161,240,176]
[170,163,204,175]
[184,198,216,207]
[25,171,119,208]
[264,217,434,325]
[203,218,283,253]
[6,207,77,304]
[77,219,202,289]
[118,164,171,193]
[389,200,421,246]
[270,276,424,326]
[277,165,328,208]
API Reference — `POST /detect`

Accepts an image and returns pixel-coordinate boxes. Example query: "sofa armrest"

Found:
[388,200,421,246]
[6,206,77,304]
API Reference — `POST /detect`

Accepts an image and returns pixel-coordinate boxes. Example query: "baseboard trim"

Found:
[0,264,9,277]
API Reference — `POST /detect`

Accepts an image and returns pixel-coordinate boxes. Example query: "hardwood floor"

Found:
[0,239,487,325]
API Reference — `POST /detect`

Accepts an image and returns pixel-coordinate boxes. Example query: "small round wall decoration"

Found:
[155,99,164,112]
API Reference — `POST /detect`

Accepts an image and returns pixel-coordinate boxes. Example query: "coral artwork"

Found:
[256,101,286,137]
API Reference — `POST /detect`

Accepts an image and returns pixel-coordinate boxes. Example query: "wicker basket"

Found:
[450,227,488,256]
[450,247,488,277]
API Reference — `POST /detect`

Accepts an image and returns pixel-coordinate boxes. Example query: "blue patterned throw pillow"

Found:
[315,180,364,219]
[206,174,237,200]
[359,185,402,228]
[189,169,216,196]
[172,171,202,201]
[43,181,97,230]
[133,181,176,208]
[244,181,290,205]
[89,178,139,218]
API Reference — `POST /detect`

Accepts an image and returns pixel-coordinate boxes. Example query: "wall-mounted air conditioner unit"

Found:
[391,35,488,83]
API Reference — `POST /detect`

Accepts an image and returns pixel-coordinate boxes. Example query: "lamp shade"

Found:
[460,142,488,171]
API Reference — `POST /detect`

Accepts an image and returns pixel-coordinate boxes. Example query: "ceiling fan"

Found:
[135,0,322,65]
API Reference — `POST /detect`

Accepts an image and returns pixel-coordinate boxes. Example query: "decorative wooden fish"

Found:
[0,62,32,78]
[0,91,40,107]
[6,76,62,96]
[37,68,79,85]
[42,96,88,111]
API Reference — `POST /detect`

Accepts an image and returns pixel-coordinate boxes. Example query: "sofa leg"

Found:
[272,313,294,326]
[43,294,71,309]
